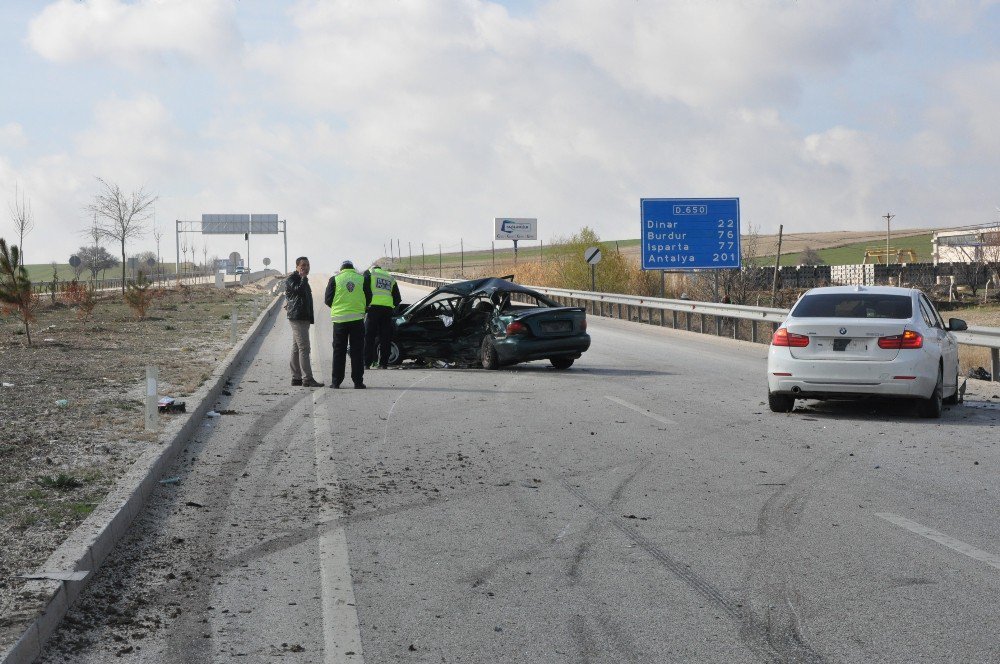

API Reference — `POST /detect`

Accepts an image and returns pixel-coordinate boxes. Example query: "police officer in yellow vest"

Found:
[363,264,402,369]
[323,260,367,389]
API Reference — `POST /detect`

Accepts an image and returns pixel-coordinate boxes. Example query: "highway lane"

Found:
[40,280,1000,663]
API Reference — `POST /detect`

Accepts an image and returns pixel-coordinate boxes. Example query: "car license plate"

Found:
[542,321,572,333]
[833,338,850,351]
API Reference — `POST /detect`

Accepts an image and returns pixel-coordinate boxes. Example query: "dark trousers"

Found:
[332,320,365,386]
[364,306,394,367]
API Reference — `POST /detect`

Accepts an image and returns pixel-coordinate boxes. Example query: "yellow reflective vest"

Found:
[369,268,396,308]
[330,269,365,323]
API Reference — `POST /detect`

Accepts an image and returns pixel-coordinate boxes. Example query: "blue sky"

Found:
[2,0,1000,268]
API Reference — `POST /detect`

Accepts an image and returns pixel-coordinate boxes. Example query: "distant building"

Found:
[931,224,1000,265]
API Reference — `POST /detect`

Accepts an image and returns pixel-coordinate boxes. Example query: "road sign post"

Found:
[585,246,602,291]
[640,198,740,271]
[495,218,538,266]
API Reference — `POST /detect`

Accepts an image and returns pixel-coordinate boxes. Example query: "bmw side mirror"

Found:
[948,318,967,332]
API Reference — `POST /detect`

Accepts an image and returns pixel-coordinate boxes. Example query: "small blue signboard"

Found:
[640,198,740,270]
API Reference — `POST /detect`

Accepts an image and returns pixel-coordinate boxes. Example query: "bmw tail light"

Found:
[581,318,587,332]
[506,321,530,336]
[772,328,809,347]
[878,329,923,349]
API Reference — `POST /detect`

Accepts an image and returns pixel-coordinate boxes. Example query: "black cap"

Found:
[340,260,354,270]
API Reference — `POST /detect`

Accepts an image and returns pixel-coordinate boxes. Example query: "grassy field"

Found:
[388,232,934,273]
[763,233,934,266]
[21,262,192,283]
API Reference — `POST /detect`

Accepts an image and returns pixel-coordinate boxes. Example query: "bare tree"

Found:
[152,223,164,275]
[9,183,34,265]
[87,178,157,293]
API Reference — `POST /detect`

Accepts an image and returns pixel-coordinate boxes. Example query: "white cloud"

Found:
[9,0,1000,267]
[537,0,889,108]
[27,0,241,65]
[0,123,27,150]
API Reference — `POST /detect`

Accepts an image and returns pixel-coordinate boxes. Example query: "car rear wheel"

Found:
[942,368,960,405]
[768,392,794,413]
[387,342,404,366]
[480,336,499,370]
[918,367,944,418]
[549,357,574,370]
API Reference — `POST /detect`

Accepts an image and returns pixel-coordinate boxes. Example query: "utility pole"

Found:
[461,238,464,275]
[396,239,401,263]
[883,212,895,266]
[438,244,442,277]
[422,243,425,272]
[492,241,495,270]
[770,224,784,305]
[409,241,412,271]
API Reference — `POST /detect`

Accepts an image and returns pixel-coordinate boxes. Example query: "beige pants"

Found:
[289,319,314,381]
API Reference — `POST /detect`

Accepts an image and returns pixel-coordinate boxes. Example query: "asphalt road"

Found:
[40,280,1000,663]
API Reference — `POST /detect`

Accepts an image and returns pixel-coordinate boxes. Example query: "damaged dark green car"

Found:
[387,277,591,369]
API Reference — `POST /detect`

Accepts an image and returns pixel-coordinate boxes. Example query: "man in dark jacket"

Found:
[285,257,323,387]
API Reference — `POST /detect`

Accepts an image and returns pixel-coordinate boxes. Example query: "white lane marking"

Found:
[604,396,677,426]
[876,512,1000,571]
[314,392,365,662]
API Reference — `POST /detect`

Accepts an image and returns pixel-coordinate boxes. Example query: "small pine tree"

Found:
[0,238,38,345]
[124,270,157,319]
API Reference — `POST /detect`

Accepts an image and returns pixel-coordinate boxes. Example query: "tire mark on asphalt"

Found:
[558,478,825,664]
[163,392,312,662]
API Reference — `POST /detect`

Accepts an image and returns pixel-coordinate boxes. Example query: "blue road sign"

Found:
[640,198,740,270]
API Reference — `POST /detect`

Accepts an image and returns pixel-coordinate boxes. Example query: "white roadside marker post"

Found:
[230,305,238,345]
[145,366,158,432]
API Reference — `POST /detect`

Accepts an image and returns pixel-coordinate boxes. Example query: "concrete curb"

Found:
[1,289,286,664]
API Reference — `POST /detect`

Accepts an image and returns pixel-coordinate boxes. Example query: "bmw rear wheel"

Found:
[768,392,794,413]
[918,367,944,418]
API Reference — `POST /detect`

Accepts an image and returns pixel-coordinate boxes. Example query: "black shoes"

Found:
[354,383,366,389]
[291,379,303,386]
[329,381,341,389]
[301,378,325,387]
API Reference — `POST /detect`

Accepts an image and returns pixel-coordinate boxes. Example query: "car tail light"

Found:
[506,321,530,335]
[771,328,809,347]
[581,319,587,332]
[878,329,923,349]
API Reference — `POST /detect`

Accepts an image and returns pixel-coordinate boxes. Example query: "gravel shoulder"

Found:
[0,279,278,630]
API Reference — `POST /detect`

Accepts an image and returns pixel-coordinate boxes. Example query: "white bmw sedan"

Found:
[767,286,966,417]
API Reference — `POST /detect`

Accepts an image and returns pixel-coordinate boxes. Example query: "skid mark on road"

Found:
[558,479,825,664]
[605,395,677,426]
[876,512,1000,570]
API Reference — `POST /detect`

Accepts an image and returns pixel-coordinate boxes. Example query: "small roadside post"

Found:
[145,366,158,432]
[230,306,238,345]
[585,246,602,291]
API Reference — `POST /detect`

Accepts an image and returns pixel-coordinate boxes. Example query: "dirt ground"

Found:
[0,279,280,627]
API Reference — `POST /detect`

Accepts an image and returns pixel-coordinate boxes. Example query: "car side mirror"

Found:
[948,318,967,332]
[393,303,408,316]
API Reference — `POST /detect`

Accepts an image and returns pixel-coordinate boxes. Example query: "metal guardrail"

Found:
[391,272,1000,380]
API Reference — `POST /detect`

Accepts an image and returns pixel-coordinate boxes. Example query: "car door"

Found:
[921,294,959,391]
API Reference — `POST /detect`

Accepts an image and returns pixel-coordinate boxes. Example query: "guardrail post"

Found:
[992,348,999,382]
[700,313,706,333]
[732,319,738,339]
[672,311,678,328]
[751,320,758,344]
[686,312,691,331]
[715,315,721,336]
